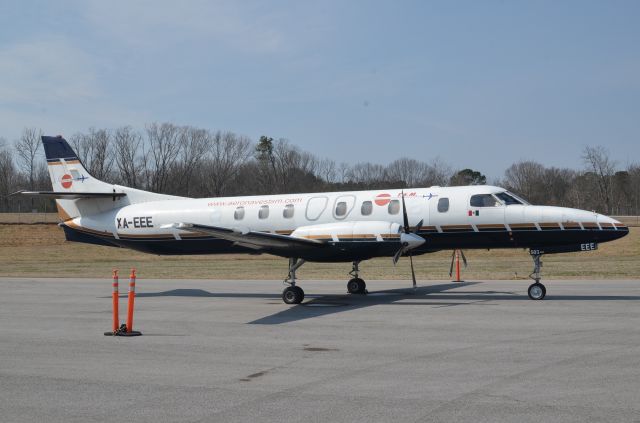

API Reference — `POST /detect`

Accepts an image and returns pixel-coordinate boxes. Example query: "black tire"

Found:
[528,282,546,300]
[282,286,304,304]
[347,278,366,294]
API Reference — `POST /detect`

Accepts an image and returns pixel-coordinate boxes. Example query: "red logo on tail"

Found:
[61,174,73,189]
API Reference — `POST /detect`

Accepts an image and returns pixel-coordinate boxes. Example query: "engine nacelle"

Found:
[291,221,401,242]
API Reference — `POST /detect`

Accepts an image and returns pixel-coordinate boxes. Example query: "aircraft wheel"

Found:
[347,278,366,294]
[282,286,304,304]
[528,283,546,300]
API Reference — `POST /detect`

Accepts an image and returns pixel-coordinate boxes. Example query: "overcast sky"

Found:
[1,1,638,178]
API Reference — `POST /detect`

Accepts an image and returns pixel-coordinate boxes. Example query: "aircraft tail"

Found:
[16,135,184,221]
[43,135,114,193]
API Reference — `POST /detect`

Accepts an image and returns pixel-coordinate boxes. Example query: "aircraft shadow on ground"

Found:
[129,282,640,325]
[135,289,282,299]
[250,282,494,324]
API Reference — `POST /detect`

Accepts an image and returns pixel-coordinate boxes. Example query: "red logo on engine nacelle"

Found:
[61,174,73,189]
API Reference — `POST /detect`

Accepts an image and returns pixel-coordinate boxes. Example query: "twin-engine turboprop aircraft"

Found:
[18,136,629,304]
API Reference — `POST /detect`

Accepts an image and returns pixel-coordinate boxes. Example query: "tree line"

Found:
[1,124,638,215]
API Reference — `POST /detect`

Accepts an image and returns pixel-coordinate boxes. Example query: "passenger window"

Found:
[361,201,372,216]
[470,194,500,207]
[234,206,245,220]
[388,199,400,215]
[258,205,269,219]
[437,198,449,213]
[283,204,294,219]
[335,201,347,217]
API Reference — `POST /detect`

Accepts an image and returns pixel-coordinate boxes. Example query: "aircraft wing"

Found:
[11,190,126,199]
[169,223,327,252]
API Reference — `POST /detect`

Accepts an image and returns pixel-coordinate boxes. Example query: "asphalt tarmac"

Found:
[1,277,640,422]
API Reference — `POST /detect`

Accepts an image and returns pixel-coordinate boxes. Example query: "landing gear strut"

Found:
[347,261,367,294]
[282,258,305,304]
[528,252,546,300]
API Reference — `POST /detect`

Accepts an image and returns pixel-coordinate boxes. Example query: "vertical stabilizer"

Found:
[40,135,184,221]
[43,135,113,193]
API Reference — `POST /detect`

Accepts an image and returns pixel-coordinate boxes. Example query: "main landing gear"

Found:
[282,258,306,304]
[528,253,546,300]
[346,261,367,294]
[281,259,370,304]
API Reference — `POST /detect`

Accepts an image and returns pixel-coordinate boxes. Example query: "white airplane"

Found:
[18,136,629,304]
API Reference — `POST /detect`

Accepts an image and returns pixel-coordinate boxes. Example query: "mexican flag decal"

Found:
[468,210,479,216]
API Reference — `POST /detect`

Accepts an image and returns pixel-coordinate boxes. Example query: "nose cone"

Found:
[597,213,617,225]
[597,214,629,241]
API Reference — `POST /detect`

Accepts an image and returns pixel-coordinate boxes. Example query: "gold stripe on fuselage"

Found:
[509,223,538,230]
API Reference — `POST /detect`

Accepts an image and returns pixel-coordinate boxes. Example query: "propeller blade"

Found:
[409,254,417,289]
[401,190,409,233]
[395,192,422,288]
[392,247,403,266]
[449,250,455,277]
[413,219,423,234]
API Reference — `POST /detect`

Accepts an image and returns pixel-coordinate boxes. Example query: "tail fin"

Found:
[43,135,114,193]
[29,135,183,221]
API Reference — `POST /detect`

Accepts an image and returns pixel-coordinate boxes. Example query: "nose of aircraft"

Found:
[597,213,629,241]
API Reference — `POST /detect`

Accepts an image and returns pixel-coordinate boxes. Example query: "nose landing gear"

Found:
[528,252,546,300]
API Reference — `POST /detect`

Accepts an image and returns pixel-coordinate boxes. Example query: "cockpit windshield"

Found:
[495,192,526,205]
[470,194,501,207]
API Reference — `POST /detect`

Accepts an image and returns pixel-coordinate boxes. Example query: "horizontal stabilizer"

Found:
[11,190,126,199]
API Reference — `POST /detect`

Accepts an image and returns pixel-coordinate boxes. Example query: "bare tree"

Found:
[582,146,616,213]
[503,161,546,203]
[347,162,387,186]
[177,126,210,196]
[69,132,87,163]
[7,121,636,214]
[424,157,451,186]
[90,128,114,180]
[252,137,321,194]
[271,139,319,193]
[386,157,452,187]
[612,170,631,215]
[0,148,16,211]
[316,158,337,184]
[69,128,114,180]
[627,164,640,215]
[337,162,350,184]
[14,127,43,190]
[200,131,251,196]
[113,126,144,188]
[386,158,427,186]
[541,167,576,207]
[146,123,183,193]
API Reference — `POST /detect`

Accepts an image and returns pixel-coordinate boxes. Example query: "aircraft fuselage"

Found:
[59,186,628,262]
